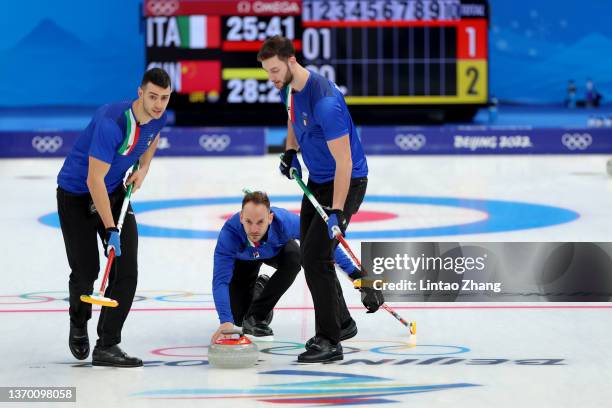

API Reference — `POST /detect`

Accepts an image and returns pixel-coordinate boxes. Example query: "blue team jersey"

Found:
[280,70,368,183]
[57,101,167,194]
[212,206,355,324]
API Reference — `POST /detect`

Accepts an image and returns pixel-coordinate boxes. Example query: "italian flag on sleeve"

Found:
[118,108,140,156]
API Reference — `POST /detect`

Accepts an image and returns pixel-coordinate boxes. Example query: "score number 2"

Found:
[458,61,486,100]
[465,66,479,95]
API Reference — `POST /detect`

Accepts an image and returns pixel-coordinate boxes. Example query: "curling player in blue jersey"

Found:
[56,68,171,367]
[210,191,362,344]
[258,36,385,363]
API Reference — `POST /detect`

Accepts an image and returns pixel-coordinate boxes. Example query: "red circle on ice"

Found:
[222,210,398,223]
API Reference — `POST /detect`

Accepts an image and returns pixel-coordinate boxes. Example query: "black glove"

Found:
[279,149,302,180]
[360,286,384,313]
[323,207,347,238]
[348,267,366,281]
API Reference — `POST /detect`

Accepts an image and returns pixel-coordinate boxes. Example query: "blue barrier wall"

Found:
[360,126,609,154]
[1,126,606,157]
[0,128,265,158]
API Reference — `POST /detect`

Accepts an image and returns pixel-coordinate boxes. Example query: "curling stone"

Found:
[208,331,259,369]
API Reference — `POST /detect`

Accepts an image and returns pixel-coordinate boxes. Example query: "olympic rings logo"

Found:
[237,1,251,13]
[561,133,592,151]
[146,0,179,16]
[394,133,426,151]
[199,134,231,152]
[31,135,63,153]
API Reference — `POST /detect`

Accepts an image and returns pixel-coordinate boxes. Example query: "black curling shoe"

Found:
[305,318,357,350]
[297,337,343,363]
[69,324,90,360]
[92,345,143,367]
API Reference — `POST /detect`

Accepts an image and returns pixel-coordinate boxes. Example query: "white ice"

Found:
[1,155,611,407]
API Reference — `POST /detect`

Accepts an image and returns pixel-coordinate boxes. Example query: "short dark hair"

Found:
[141,68,171,89]
[242,191,271,210]
[257,35,295,62]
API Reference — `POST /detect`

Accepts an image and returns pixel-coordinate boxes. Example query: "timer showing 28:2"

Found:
[227,79,281,104]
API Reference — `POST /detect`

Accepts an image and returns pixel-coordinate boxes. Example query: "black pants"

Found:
[230,240,301,326]
[57,186,138,347]
[300,177,368,344]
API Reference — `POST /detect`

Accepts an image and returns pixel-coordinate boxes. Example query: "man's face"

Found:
[240,202,274,243]
[261,56,294,89]
[139,83,172,120]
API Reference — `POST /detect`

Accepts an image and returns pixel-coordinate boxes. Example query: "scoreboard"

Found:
[144,0,489,124]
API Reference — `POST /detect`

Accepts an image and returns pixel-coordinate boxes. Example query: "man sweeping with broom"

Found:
[258,36,384,363]
[56,68,171,367]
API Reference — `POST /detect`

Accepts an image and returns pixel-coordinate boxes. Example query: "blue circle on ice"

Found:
[370,344,471,356]
[38,195,579,239]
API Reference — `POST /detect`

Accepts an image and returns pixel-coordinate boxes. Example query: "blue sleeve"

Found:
[212,226,241,324]
[314,97,350,141]
[89,118,122,164]
[334,246,356,275]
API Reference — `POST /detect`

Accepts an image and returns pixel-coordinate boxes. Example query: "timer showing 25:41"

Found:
[225,16,296,42]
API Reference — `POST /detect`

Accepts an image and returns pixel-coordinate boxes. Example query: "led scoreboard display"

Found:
[144,0,489,124]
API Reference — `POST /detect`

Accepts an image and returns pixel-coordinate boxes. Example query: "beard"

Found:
[282,70,293,88]
[280,63,294,88]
